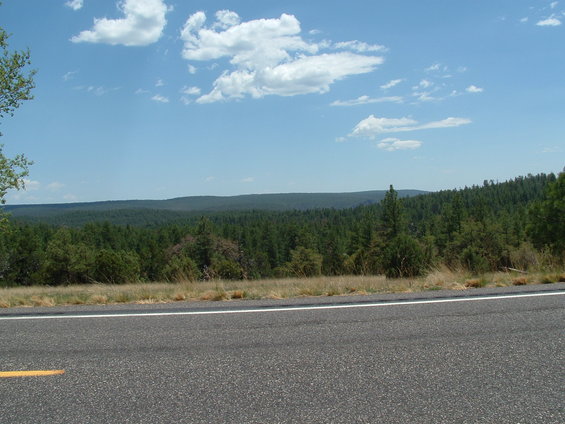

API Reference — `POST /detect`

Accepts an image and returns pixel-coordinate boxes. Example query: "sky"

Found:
[1,0,563,204]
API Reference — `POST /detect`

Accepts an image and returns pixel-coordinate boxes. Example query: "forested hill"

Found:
[0,172,562,286]
[4,190,425,226]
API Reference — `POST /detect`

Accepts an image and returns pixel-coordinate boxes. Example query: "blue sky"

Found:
[1,0,563,204]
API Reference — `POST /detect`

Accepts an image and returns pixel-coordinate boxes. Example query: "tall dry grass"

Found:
[1,269,563,308]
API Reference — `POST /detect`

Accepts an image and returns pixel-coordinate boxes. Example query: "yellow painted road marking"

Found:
[0,370,65,378]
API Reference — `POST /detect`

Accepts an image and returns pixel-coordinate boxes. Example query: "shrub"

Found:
[285,247,323,277]
[163,255,200,282]
[94,249,140,284]
[381,234,426,279]
[213,259,244,280]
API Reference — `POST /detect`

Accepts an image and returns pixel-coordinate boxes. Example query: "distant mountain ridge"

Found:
[4,190,427,219]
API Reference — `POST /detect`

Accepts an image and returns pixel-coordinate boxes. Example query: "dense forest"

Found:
[0,172,563,287]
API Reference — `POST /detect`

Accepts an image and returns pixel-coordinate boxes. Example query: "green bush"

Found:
[381,234,426,278]
[213,259,244,280]
[285,247,323,277]
[94,249,140,284]
[163,255,200,282]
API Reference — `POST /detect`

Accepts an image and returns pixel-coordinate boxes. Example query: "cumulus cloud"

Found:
[180,11,384,102]
[197,52,382,103]
[65,0,84,11]
[151,94,169,103]
[466,85,484,93]
[349,115,471,139]
[330,95,402,107]
[71,0,169,46]
[377,138,422,151]
[536,15,562,26]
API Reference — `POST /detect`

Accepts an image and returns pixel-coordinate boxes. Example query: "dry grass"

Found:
[1,269,563,308]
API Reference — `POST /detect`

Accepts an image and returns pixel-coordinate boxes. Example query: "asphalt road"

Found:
[1,284,564,423]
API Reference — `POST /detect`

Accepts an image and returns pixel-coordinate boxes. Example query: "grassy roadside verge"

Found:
[1,269,564,308]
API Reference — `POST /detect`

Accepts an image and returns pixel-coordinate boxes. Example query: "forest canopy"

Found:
[0,172,563,287]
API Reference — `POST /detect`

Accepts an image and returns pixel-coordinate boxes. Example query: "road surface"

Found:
[1,284,564,423]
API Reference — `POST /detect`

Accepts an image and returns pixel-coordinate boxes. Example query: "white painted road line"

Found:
[0,291,563,321]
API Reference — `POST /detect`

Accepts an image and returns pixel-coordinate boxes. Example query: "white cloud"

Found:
[71,0,169,46]
[213,10,241,30]
[536,16,562,26]
[187,64,197,74]
[520,17,529,23]
[197,52,383,103]
[180,86,201,104]
[63,71,78,81]
[380,79,403,90]
[330,95,402,107]
[425,63,441,72]
[181,86,201,96]
[550,1,559,9]
[349,115,471,139]
[155,79,165,87]
[151,94,169,103]
[180,11,384,102]
[466,85,484,93]
[22,179,41,191]
[418,79,433,89]
[377,138,422,151]
[65,0,83,11]
[74,85,118,96]
[333,40,386,53]
[47,182,65,191]
[541,146,561,153]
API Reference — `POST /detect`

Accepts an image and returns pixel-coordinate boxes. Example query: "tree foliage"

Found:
[0,173,561,287]
[527,171,565,255]
[0,15,35,209]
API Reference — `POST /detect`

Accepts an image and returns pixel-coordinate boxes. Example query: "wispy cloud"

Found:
[71,0,169,46]
[23,179,41,191]
[62,71,78,81]
[181,86,201,96]
[380,79,403,90]
[46,182,65,191]
[330,95,402,107]
[349,115,471,139]
[377,138,422,151]
[333,40,386,53]
[74,85,119,96]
